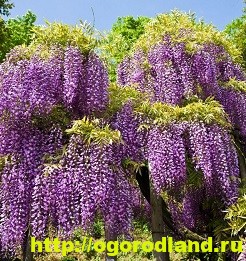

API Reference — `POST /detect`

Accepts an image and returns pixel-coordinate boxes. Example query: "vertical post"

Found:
[234,132,246,184]
[150,185,170,261]
[23,228,34,261]
[105,228,117,261]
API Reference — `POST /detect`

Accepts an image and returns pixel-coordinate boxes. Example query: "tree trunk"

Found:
[23,228,34,261]
[150,185,170,261]
[105,228,117,261]
[233,130,246,187]
[235,139,246,183]
[136,167,176,233]
[136,166,208,242]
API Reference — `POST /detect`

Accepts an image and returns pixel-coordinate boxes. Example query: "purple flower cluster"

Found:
[85,53,109,113]
[111,102,146,162]
[30,136,135,239]
[0,46,110,253]
[188,122,213,189]
[63,46,86,112]
[117,40,246,142]
[191,45,246,140]
[148,41,194,104]
[0,58,59,122]
[117,56,131,86]
[0,46,109,123]
[117,38,195,104]
[146,124,187,194]
[131,185,151,221]
[191,48,218,98]
[181,188,205,230]
[188,122,239,205]
[0,126,63,251]
[145,121,240,232]
[207,125,239,206]
[117,52,146,91]
[219,88,246,137]
[63,47,109,115]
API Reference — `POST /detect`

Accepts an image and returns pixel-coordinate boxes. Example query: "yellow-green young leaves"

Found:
[133,10,242,64]
[106,83,146,117]
[7,21,98,61]
[66,117,122,145]
[224,194,246,236]
[31,22,95,53]
[135,98,230,128]
[107,84,230,128]
[224,78,246,93]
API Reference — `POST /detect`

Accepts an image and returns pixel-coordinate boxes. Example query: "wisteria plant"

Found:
[0,11,245,261]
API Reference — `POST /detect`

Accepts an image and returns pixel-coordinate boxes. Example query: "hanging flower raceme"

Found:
[0,56,63,122]
[206,125,239,206]
[190,44,246,140]
[218,85,246,139]
[111,102,146,163]
[191,47,218,98]
[181,188,206,231]
[85,53,109,113]
[118,39,196,105]
[146,124,187,194]
[187,122,214,191]
[188,122,239,203]
[63,46,86,111]
[63,47,109,115]
[0,127,52,251]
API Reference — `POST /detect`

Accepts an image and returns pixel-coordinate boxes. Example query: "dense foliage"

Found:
[225,13,246,68]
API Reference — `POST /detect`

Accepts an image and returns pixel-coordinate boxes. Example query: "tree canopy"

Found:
[0,0,13,16]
